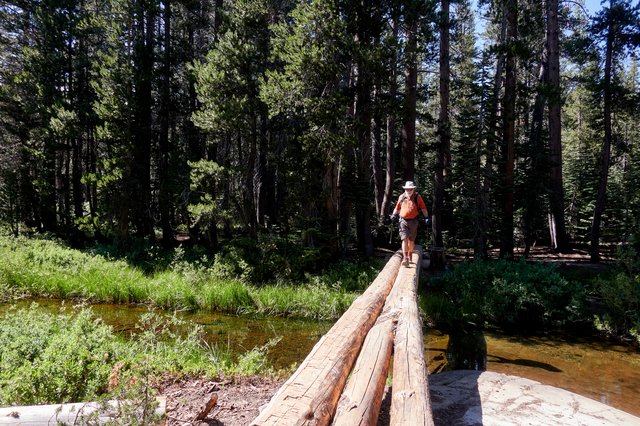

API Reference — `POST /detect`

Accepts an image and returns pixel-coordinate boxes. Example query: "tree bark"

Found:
[546,0,569,252]
[132,0,155,239]
[401,14,417,182]
[499,0,518,258]
[434,0,451,249]
[590,21,614,263]
[524,44,547,257]
[381,11,399,219]
[159,0,173,246]
[354,55,374,257]
[372,84,384,217]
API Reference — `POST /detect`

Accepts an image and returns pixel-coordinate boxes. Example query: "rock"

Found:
[429,371,640,426]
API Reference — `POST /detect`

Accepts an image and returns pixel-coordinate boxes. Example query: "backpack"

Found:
[400,192,420,205]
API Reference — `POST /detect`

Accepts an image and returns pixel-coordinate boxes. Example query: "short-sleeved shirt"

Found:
[395,192,426,220]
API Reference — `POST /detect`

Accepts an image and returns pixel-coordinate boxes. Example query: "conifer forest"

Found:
[1,0,639,262]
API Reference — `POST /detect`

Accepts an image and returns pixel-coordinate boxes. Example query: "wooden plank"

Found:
[390,247,434,426]
[251,252,403,426]
[331,251,419,426]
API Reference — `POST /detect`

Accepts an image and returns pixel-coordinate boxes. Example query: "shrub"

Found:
[594,272,640,345]
[0,305,282,406]
[429,259,586,331]
[0,305,118,405]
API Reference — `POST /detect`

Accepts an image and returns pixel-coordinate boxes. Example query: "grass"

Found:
[0,235,369,320]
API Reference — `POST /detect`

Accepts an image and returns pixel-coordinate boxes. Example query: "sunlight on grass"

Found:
[0,235,369,320]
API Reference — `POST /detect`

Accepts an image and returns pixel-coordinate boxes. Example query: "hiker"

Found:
[390,181,430,266]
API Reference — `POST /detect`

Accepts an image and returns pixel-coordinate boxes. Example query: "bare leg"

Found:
[402,239,410,264]
[408,239,415,262]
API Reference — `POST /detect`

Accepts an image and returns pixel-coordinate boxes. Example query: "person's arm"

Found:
[419,196,430,224]
[391,198,401,219]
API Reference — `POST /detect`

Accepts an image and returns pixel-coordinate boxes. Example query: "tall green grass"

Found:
[0,235,367,320]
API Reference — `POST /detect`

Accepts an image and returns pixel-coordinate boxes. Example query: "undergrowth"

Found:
[0,304,279,407]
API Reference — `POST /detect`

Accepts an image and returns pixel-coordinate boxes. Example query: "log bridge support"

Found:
[251,246,434,426]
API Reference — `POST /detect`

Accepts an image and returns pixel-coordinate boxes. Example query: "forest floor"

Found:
[448,243,616,265]
[158,244,617,425]
[159,375,283,426]
[158,375,396,426]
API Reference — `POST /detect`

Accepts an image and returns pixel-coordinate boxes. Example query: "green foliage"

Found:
[0,305,282,407]
[592,240,640,345]
[77,366,163,426]
[428,259,586,331]
[251,284,356,319]
[209,234,328,284]
[0,305,118,405]
[593,272,640,345]
[232,337,281,376]
[188,160,226,235]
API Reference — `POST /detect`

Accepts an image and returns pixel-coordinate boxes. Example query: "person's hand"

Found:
[425,217,431,226]
[390,213,399,223]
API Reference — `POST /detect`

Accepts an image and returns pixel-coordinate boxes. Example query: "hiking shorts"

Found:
[399,217,419,241]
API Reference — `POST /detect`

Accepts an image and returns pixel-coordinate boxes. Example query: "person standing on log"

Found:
[390,181,430,266]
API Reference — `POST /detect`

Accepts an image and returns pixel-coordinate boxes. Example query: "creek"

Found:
[2,299,639,417]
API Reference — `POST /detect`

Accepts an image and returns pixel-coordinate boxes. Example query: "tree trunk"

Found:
[434,0,451,249]
[401,15,417,182]
[354,45,374,257]
[372,83,384,217]
[390,248,432,426]
[524,45,547,257]
[590,24,614,263]
[324,160,340,257]
[499,0,518,258]
[475,3,508,259]
[255,115,268,227]
[546,0,569,252]
[381,12,399,219]
[159,0,173,246]
[246,117,258,238]
[132,1,155,239]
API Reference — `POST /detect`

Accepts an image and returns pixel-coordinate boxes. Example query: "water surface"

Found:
[425,330,640,417]
[2,299,639,417]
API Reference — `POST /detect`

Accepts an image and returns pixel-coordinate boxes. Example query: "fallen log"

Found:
[0,397,166,425]
[250,252,403,426]
[390,248,433,426]
[331,253,419,426]
[331,310,395,426]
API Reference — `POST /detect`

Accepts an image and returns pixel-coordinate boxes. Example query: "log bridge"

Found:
[251,246,434,426]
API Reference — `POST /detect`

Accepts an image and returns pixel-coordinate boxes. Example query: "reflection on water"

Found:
[2,299,640,417]
[445,328,487,371]
[425,328,640,417]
